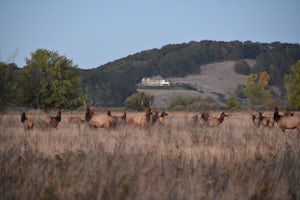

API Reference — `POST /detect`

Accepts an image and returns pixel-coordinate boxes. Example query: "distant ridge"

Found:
[81,40,300,107]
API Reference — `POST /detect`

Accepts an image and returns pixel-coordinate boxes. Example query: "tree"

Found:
[125,92,154,111]
[0,62,18,110]
[19,49,83,109]
[285,60,300,109]
[227,92,240,110]
[243,71,274,109]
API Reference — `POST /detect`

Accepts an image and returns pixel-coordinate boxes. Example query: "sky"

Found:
[1,0,300,69]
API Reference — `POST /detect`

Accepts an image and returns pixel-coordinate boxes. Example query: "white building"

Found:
[140,76,171,87]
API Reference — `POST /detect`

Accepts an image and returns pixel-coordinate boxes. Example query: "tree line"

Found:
[1,41,300,110]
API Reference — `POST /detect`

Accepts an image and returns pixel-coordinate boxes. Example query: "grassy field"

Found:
[0,111,299,199]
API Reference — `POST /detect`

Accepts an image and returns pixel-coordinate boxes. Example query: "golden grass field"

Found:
[0,110,299,199]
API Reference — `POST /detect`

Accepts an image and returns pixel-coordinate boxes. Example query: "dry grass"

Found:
[0,111,300,199]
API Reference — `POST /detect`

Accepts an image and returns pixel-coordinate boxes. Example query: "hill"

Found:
[138,60,252,109]
[81,40,300,108]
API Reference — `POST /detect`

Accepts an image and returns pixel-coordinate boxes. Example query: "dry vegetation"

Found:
[0,111,300,199]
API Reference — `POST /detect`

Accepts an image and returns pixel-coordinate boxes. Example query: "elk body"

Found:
[207,112,228,127]
[20,111,34,130]
[45,109,61,128]
[85,107,116,128]
[193,111,209,127]
[274,107,300,132]
[113,112,127,126]
[126,107,153,127]
[67,116,86,124]
[158,111,168,125]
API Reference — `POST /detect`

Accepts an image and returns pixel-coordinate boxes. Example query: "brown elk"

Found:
[67,116,86,124]
[113,112,127,126]
[45,109,61,128]
[207,112,228,127]
[20,111,34,130]
[158,111,168,125]
[252,113,261,127]
[126,107,153,127]
[85,104,116,128]
[192,111,209,127]
[273,106,300,132]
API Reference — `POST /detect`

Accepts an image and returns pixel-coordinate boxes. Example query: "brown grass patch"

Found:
[0,111,299,199]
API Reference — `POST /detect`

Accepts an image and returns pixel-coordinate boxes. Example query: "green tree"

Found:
[243,72,274,109]
[19,49,83,109]
[285,60,300,109]
[125,92,154,111]
[0,62,18,110]
[227,92,240,110]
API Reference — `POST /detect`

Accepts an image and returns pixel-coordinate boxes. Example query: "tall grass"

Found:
[0,111,299,199]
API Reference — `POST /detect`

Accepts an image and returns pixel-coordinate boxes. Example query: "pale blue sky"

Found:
[1,0,300,69]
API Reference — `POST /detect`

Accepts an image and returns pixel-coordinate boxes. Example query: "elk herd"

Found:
[19,105,300,133]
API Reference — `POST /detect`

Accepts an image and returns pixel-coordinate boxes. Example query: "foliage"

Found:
[0,62,18,110]
[234,60,252,75]
[19,49,83,109]
[125,92,154,111]
[81,41,300,107]
[243,72,274,109]
[227,92,240,109]
[168,96,218,111]
[285,60,300,109]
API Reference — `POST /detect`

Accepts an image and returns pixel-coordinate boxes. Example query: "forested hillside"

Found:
[81,40,300,107]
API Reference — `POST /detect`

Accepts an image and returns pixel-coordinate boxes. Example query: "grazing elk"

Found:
[207,112,228,127]
[273,106,300,132]
[20,111,34,130]
[45,109,61,128]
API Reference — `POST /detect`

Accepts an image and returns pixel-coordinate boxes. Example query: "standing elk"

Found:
[273,106,300,132]
[207,112,228,127]
[45,109,61,128]
[252,112,274,128]
[20,111,34,130]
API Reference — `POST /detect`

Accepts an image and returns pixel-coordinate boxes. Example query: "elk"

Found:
[252,113,261,127]
[67,116,86,124]
[207,112,228,127]
[192,111,209,127]
[114,112,127,126]
[284,107,294,116]
[158,111,168,125]
[273,106,300,132]
[85,105,116,128]
[45,109,61,128]
[126,107,153,127]
[20,111,34,130]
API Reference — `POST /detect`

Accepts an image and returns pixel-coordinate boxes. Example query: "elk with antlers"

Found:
[45,109,61,128]
[126,107,153,127]
[273,106,300,132]
[20,111,34,130]
[84,101,116,128]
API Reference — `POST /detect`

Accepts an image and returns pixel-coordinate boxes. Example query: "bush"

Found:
[125,92,154,111]
[234,60,252,75]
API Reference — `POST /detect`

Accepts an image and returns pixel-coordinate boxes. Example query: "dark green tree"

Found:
[19,49,83,109]
[227,92,240,110]
[285,60,300,109]
[0,62,18,110]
